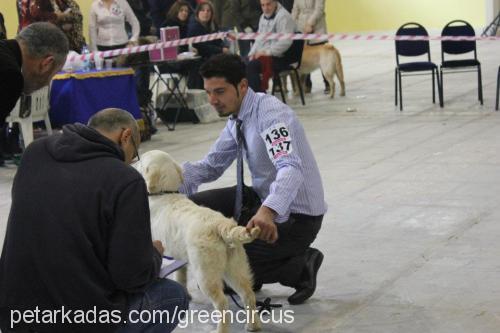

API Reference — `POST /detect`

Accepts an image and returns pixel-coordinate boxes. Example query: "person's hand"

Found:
[304,24,314,34]
[153,240,164,255]
[56,11,71,21]
[249,52,265,61]
[222,47,230,54]
[127,40,138,47]
[246,206,278,243]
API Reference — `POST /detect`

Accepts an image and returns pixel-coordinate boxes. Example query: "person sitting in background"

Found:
[292,0,329,93]
[89,0,140,51]
[149,0,196,36]
[52,0,86,52]
[187,0,229,88]
[17,0,72,31]
[162,0,192,53]
[247,0,296,92]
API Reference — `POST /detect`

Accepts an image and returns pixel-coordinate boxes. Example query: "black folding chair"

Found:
[496,66,499,111]
[440,19,483,106]
[395,22,442,111]
[271,39,306,106]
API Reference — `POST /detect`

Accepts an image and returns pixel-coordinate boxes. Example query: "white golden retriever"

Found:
[135,150,262,333]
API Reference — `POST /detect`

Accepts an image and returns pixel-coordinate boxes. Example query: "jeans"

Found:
[118,278,189,333]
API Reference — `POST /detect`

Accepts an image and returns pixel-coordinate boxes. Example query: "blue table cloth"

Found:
[50,68,141,127]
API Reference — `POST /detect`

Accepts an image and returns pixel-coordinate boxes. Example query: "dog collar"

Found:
[148,191,180,196]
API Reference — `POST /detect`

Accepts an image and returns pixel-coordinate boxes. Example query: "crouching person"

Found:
[0,108,188,333]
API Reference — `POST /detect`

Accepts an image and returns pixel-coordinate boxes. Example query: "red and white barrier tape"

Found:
[69,31,500,63]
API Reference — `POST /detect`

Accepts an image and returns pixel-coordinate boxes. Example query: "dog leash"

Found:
[229,294,282,314]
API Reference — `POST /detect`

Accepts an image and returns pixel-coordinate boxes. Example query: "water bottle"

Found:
[81,45,90,71]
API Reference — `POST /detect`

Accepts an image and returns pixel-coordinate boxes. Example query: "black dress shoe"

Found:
[287,248,324,305]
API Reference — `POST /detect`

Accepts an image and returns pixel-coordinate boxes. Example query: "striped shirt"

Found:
[180,88,327,222]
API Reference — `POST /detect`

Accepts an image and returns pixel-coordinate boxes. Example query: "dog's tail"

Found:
[217,223,261,247]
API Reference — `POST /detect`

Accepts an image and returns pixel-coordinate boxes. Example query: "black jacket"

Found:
[187,16,225,59]
[0,124,161,332]
[0,39,24,125]
[162,16,189,53]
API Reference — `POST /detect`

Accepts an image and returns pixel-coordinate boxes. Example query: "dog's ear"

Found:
[146,166,161,193]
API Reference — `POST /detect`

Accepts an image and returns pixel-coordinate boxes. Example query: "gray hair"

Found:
[16,22,69,65]
[88,108,139,138]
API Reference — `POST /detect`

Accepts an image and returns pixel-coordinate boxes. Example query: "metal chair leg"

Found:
[432,69,436,103]
[440,67,444,107]
[496,67,499,111]
[395,68,398,106]
[398,71,403,111]
[478,64,483,105]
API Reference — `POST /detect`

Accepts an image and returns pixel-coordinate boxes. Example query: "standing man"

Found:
[0,108,188,332]
[181,54,326,305]
[247,0,296,92]
[0,22,69,165]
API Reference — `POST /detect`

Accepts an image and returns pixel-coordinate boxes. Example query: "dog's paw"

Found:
[246,320,262,332]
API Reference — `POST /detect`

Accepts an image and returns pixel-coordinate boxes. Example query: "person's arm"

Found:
[248,16,264,57]
[291,1,299,23]
[180,124,238,196]
[188,22,224,57]
[266,13,295,56]
[307,0,325,31]
[122,0,140,43]
[89,5,98,51]
[259,104,304,218]
[0,68,23,124]
[107,179,161,293]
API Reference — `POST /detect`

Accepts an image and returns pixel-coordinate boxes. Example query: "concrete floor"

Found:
[1,37,499,332]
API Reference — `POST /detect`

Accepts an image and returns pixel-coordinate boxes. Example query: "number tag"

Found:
[261,123,293,160]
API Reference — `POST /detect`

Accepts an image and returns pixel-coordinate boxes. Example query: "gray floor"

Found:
[1,38,500,332]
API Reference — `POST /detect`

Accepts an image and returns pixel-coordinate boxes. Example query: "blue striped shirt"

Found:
[180,88,327,222]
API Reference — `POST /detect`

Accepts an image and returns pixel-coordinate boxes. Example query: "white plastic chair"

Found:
[6,86,52,148]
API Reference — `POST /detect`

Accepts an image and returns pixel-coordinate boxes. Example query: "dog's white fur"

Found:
[135,150,261,333]
[294,43,346,98]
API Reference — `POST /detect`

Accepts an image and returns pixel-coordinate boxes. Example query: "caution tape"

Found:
[69,31,500,63]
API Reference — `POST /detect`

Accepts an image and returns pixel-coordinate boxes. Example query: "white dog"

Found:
[135,150,262,333]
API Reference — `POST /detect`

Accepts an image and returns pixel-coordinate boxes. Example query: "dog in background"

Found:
[135,150,262,333]
[293,42,346,99]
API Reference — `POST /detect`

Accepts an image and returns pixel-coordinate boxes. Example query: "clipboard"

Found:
[159,256,187,278]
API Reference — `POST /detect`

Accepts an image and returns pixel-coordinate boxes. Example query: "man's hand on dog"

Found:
[247,206,278,243]
[153,240,165,255]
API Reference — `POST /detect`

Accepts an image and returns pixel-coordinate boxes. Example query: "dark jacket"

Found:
[0,39,24,125]
[0,124,161,333]
[187,16,224,59]
[148,0,176,33]
[162,16,189,52]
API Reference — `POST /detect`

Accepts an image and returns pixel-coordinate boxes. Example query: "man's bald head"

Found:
[88,108,139,139]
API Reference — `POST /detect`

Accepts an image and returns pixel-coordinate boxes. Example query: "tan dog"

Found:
[135,150,262,333]
[294,42,346,98]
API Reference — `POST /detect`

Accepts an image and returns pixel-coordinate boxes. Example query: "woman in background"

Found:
[51,0,86,52]
[162,0,191,53]
[292,0,329,93]
[89,0,140,51]
[186,0,228,88]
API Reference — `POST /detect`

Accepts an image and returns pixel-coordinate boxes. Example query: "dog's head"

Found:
[134,150,184,194]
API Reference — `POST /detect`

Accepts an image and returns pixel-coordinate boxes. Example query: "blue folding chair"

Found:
[395,22,442,111]
[440,20,483,106]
